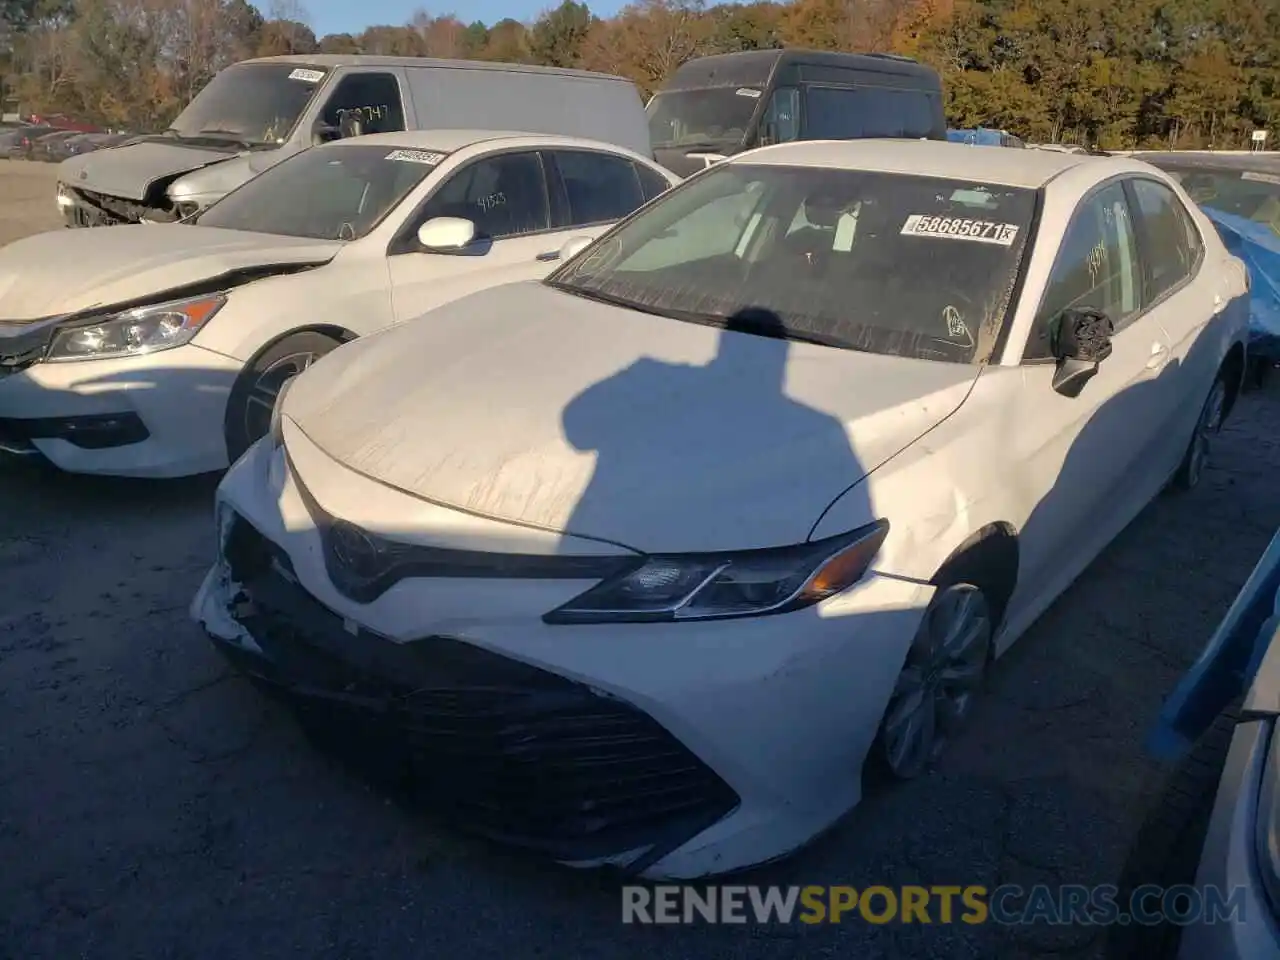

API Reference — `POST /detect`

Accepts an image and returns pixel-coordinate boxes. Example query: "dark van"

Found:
[647,49,946,177]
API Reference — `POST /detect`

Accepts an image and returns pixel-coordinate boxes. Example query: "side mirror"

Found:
[416,216,478,252]
[1050,307,1114,398]
[312,120,341,145]
[559,235,594,261]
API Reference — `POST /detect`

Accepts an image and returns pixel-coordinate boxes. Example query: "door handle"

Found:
[534,250,560,262]
[1146,341,1170,370]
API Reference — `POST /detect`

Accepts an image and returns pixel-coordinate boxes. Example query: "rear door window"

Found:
[636,163,672,203]
[1128,178,1201,302]
[549,150,646,226]
[803,86,937,140]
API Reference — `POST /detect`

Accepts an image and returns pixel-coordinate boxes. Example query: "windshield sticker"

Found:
[385,149,447,165]
[900,215,1019,246]
[1242,170,1280,186]
[288,68,325,83]
[943,305,972,342]
[735,88,762,98]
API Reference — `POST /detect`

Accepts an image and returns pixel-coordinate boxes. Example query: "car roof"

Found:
[325,129,657,160]
[239,54,629,84]
[728,138,1159,189]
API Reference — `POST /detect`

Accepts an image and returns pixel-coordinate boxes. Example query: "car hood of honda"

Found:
[0,225,341,325]
[57,137,240,201]
[283,282,982,554]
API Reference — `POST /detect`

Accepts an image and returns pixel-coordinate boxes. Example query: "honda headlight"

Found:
[543,520,889,624]
[46,293,227,362]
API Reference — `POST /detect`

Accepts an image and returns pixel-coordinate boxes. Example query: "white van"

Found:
[56,55,651,227]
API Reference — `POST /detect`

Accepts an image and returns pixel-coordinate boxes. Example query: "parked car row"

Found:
[1,127,133,161]
[0,51,1258,885]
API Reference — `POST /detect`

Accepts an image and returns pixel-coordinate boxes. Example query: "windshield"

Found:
[647,88,762,150]
[549,164,1036,364]
[194,144,442,240]
[168,63,327,146]
[1161,166,1280,232]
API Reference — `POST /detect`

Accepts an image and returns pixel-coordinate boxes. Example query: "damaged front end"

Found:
[192,504,741,871]
[60,180,189,228]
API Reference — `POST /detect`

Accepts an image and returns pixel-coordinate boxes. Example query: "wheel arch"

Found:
[934,522,1021,631]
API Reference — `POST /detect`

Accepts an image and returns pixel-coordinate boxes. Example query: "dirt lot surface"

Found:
[0,161,63,245]
[1,161,1279,959]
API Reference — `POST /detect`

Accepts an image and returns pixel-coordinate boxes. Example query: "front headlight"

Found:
[543,519,889,624]
[56,182,72,208]
[46,293,226,362]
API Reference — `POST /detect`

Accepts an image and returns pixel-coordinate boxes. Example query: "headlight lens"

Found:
[543,519,889,624]
[46,293,226,362]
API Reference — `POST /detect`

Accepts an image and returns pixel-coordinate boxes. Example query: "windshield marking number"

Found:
[901,214,1019,246]
[385,149,446,165]
[288,68,325,83]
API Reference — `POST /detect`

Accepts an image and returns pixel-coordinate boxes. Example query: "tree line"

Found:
[2,0,1278,149]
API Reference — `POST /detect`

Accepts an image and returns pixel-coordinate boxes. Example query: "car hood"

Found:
[284,282,982,554]
[58,137,237,201]
[0,225,342,324]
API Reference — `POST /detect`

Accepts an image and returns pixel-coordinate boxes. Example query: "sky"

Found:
[304,0,628,37]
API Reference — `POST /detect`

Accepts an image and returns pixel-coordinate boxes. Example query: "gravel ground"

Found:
[2,161,1279,959]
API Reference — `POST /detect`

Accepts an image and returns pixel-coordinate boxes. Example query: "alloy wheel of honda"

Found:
[879,583,992,780]
[243,350,317,444]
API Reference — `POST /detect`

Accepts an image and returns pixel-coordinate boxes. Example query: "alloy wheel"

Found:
[880,583,992,780]
[242,351,317,444]
[1184,378,1227,489]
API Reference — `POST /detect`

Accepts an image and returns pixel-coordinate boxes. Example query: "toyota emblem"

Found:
[328,520,381,580]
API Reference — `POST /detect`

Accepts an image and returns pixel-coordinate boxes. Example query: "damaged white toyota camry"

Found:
[193,139,1250,878]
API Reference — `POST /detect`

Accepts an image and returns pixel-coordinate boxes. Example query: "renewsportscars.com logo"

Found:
[621,884,1248,926]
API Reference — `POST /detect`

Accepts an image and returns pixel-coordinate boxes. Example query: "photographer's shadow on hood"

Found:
[560,307,868,551]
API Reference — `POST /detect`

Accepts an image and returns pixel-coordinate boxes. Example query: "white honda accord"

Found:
[193,139,1250,879]
[0,131,677,475]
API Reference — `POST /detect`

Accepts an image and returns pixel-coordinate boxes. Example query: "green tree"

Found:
[530,0,594,67]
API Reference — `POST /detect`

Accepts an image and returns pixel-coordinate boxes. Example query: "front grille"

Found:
[221,514,739,863]
[288,453,638,604]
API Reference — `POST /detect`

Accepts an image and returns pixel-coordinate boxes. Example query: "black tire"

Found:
[1171,374,1227,491]
[223,331,341,463]
[1105,702,1240,959]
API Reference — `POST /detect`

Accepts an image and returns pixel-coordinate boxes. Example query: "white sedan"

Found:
[193,139,1250,878]
[0,131,678,475]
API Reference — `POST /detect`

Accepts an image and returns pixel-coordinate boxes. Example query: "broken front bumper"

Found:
[193,510,741,871]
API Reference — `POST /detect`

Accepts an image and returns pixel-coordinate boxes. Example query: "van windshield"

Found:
[647,88,761,149]
[168,63,327,147]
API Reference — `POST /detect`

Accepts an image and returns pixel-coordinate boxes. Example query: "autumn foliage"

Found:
[3,0,1279,148]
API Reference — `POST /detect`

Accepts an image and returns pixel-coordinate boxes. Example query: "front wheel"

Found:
[875,582,993,780]
[223,331,341,463]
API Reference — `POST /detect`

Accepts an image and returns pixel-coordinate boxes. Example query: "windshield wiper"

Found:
[193,129,263,149]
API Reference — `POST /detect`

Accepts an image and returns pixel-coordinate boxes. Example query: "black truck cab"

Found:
[647,50,946,177]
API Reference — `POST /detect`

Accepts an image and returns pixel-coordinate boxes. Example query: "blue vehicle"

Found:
[1109,529,1280,958]
[1139,152,1280,387]
[945,127,1026,148]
